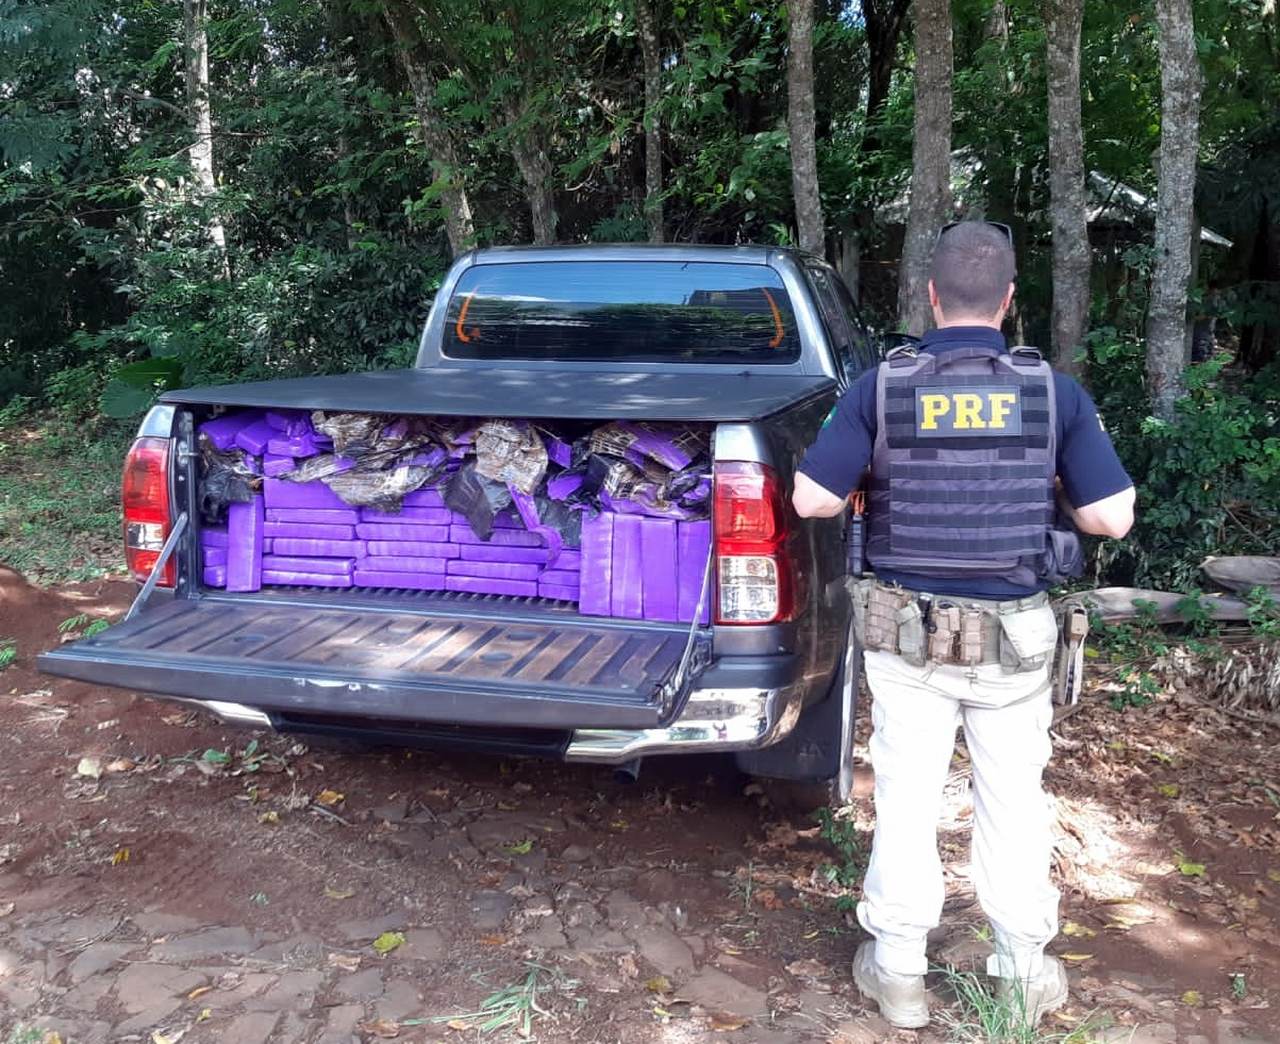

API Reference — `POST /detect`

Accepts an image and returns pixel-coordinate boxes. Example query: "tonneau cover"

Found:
[161,367,836,422]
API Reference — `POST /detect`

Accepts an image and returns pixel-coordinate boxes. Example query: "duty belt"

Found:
[858,580,1050,668]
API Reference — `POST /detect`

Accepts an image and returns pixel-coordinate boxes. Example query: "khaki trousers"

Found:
[856,648,1059,979]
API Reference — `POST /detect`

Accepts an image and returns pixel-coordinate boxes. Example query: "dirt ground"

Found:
[1,567,1279,1044]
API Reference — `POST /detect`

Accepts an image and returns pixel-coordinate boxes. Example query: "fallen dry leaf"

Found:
[324,885,355,900]
[110,848,130,866]
[328,952,361,972]
[187,985,212,1000]
[316,789,345,807]
[196,1008,211,1023]
[75,757,102,780]
[362,1018,401,1038]
[1061,921,1096,939]
[1182,989,1203,1006]
[708,1013,750,1031]
[0,902,15,917]
[1059,953,1094,963]
[754,888,784,911]
[258,811,279,825]
[645,975,672,994]
[105,758,136,774]
[785,958,832,980]
[446,1019,471,1031]
[478,933,506,946]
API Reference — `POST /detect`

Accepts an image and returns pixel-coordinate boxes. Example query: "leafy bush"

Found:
[1087,329,1280,589]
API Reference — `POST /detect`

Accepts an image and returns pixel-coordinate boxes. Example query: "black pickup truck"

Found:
[41,244,880,797]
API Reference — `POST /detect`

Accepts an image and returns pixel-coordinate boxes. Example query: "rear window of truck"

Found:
[443,261,800,364]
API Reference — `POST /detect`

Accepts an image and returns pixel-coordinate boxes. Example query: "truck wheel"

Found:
[734,620,860,803]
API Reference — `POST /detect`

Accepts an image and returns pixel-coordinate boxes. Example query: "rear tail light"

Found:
[122,436,174,586]
[713,461,793,624]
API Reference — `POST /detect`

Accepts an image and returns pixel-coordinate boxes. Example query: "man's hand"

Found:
[1065,485,1136,539]
[793,472,848,518]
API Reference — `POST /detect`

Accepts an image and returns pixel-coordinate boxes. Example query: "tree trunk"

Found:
[506,111,557,244]
[786,0,824,254]
[896,0,953,335]
[863,0,911,154]
[635,0,664,243]
[1146,0,1202,421]
[181,0,228,274]
[383,3,475,258]
[1044,0,1090,375]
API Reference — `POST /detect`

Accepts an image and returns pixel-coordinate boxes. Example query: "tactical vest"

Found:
[866,344,1057,588]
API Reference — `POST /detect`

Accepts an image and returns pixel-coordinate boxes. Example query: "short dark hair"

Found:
[929,221,1017,319]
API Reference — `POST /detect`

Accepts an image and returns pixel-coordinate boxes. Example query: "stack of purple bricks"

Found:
[195,407,708,623]
[579,513,711,624]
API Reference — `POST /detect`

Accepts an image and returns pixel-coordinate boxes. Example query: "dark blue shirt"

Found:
[798,326,1133,598]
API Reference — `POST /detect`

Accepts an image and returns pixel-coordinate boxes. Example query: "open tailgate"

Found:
[39,597,700,729]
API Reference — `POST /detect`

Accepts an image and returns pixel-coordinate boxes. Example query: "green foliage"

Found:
[1245,586,1280,640]
[0,639,15,670]
[0,413,132,583]
[814,805,867,911]
[1087,330,1280,589]
[1109,669,1160,711]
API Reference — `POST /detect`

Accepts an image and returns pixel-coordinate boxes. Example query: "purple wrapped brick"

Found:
[266,508,360,524]
[610,515,643,620]
[262,570,353,588]
[267,433,321,457]
[202,546,228,567]
[539,568,581,586]
[363,556,453,573]
[511,488,564,564]
[234,419,277,456]
[640,517,679,622]
[264,477,349,511]
[201,527,229,549]
[356,523,449,542]
[449,524,544,547]
[365,541,459,558]
[354,570,446,590]
[226,496,265,592]
[446,576,538,597]
[265,410,294,432]
[544,434,573,468]
[458,544,550,565]
[546,473,585,501]
[538,583,580,601]
[402,488,446,508]
[203,565,227,587]
[262,539,273,553]
[579,513,614,617]
[262,453,296,478]
[450,511,521,530]
[264,521,356,540]
[270,538,365,558]
[261,555,354,576]
[359,507,451,525]
[677,520,713,625]
[447,560,541,581]
[198,412,261,451]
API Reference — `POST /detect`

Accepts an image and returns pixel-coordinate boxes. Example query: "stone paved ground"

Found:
[1,569,1279,1043]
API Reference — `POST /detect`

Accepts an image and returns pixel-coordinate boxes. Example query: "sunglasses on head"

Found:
[935,220,1015,246]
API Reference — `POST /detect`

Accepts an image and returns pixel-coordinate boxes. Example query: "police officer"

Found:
[793,221,1135,1029]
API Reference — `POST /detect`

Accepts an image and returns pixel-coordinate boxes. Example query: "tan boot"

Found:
[994,955,1069,1026]
[852,940,930,1029]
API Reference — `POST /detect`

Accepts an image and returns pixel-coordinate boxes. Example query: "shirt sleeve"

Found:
[1055,374,1134,508]
[797,371,877,498]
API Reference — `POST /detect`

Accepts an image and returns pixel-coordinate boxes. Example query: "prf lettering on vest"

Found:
[915,386,1024,437]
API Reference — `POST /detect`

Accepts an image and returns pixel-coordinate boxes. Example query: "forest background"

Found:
[0,0,1277,591]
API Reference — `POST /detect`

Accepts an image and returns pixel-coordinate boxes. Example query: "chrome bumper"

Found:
[562,681,805,764]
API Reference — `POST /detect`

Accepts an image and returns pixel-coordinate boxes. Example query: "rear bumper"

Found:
[159,654,808,764]
[564,656,806,763]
